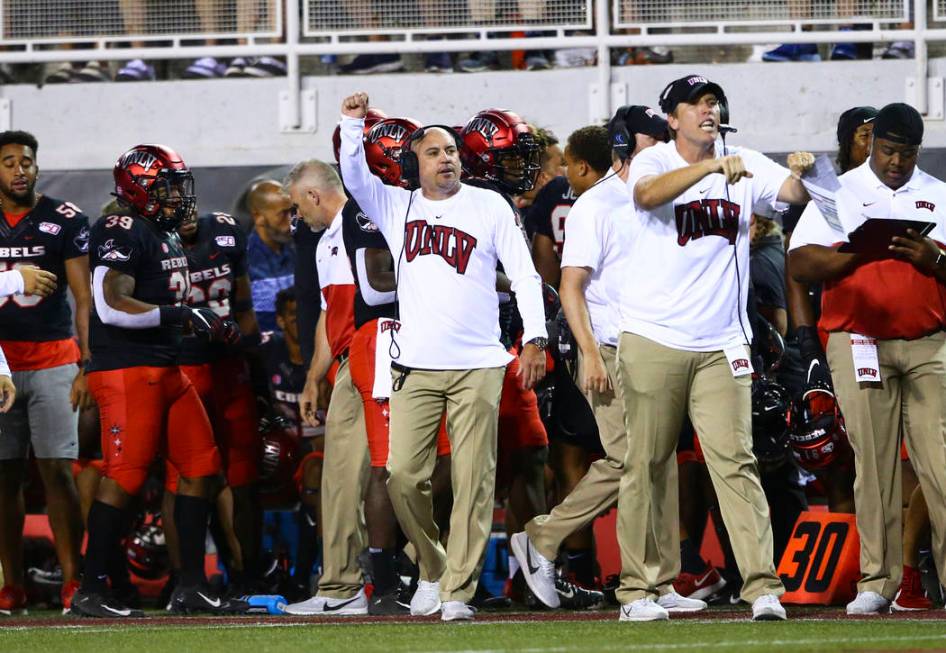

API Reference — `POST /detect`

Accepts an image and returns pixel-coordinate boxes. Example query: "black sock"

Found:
[208,508,233,579]
[680,538,705,574]
[293,507,319,584]
[564,548,596,586]
[107,506,135,589]
[175,494,211,587]
[82,501,125,594]
[370,548,399,595]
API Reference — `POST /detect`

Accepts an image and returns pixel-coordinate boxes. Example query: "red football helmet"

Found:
[126,510,170,580]
[259,415,299,497]
[332,107,388,163]
[460,109,541,195]
[364,117,423,187]
[113,144,195,230]
[788,384,852,471]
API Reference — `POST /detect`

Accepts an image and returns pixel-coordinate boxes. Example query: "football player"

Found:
[162,205,264,596]
[71,144,242,617]
[0,130,88,614]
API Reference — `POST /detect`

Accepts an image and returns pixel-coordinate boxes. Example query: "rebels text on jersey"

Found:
[260,330,317,438]
[0,195,89,341]
[89,214,190,371]
[341,199,395,330]
[524,176,577,253]
[178,213,248,365]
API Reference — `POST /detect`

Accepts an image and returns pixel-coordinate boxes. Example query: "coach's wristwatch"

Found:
[526,337,548,351]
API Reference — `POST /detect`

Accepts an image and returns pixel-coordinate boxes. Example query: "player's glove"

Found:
[160,306,230,343]
[221,319,241,346]
[797,325,833,390]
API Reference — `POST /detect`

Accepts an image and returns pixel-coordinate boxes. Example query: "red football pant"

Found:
[88,366,220,496]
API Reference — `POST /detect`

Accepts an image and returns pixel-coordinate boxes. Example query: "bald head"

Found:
[247,179,287,215]
[246,178,293,248]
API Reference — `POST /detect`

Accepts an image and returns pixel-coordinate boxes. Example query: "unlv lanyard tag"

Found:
[850,334,881,383]
[723,341,753,378]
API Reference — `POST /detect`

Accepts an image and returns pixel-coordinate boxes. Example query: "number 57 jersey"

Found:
[88,213,190,372]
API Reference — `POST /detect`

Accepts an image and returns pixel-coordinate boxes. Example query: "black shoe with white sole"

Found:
[555,577,605,610]
[69,589,145,618]
[168,584,249,614]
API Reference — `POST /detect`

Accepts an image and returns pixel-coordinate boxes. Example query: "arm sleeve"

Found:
[64,211,91,258]
[0,344,9,377]
[0,270,24,297]
[91,265,161,328]
[626,147,667,210]
[338,116,400,240]
[493,198,547,343]
[787,202,839,250]
[745,149,791,214]
[559,201,601,272]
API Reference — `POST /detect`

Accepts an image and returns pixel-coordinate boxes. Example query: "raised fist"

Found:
[787,151,816,179]
[341,92,370,119]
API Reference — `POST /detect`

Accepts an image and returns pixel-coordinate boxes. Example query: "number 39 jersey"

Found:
[0,195,90,342]
[177,213,248,365]
[88,213,190,372]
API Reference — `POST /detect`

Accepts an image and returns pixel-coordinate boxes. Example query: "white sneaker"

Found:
[751,594,787,621]
[284,587,368,615]
[618,598,669,622]
[846,591,890,615]
[441,600,475,622]
[410,580,442,616]
[510,532,560,608]
[657,589,707,613]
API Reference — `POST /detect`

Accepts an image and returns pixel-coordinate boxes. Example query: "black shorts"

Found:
[544,365,603,454]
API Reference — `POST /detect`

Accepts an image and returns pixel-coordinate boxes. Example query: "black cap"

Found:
[658,75,727,115]
[836,106,878,145]
[873,102,923,146]
[609,105,669,141]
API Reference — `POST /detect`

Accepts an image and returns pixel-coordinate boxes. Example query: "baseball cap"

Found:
[608,105,669,143]
[658,75,727,115]
[836,106,878,145]
[872,102,923,146]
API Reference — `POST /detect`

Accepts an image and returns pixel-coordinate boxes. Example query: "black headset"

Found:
[398,124,464,190]
[607,106,633,163]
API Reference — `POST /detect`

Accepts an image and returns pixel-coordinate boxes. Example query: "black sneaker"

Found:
[70,589,145,618]
[368,591,409,615]
[555,576,604,610]
[168,584,249,614]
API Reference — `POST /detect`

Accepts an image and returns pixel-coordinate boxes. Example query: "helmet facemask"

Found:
[149,169,196,231]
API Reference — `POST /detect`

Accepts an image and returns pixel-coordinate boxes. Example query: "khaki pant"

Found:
[387,365,505,603]
[615,332,783,603]
[318,360,370,599]
[526,345,627,559]
[827,331,946,599]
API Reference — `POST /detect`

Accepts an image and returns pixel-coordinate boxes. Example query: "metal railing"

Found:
[0,1,942,128]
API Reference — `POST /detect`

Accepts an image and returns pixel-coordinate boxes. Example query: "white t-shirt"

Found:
[560,173,634,347]
[339,116,547,370]
[788,160,946,250]
[620,140,789,351]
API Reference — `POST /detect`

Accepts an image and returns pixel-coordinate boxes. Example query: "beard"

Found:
[1,180,36,207]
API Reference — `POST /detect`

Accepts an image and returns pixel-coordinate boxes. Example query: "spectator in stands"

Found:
[763,0,873,62]
[246,179,295,332]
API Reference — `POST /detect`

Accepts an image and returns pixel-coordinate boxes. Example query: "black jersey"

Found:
[0,195,89,341]
[88,213,189,372]
[177,213,248,365]
[341,199,395,330]
[260,330,317,438]
[524,176,577,253]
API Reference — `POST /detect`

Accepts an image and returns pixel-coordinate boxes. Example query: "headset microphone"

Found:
[719,124,738,135]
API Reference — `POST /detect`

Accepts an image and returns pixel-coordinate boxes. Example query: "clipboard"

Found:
[837,218,936,255]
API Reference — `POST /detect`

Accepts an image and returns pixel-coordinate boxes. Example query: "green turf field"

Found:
[4,615,946,652]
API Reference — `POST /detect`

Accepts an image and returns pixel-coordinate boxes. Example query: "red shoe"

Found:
[673,565,726,601]
[0,585,28,615]
[61,579,81,615]
[892,565,932,611]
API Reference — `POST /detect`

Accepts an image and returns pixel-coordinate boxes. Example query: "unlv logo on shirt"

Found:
[674,199,740,246]
[404,220,477,274]
[916,200,935,212]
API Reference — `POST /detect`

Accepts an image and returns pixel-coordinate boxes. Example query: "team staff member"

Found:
[616,75,814,622]
[72,145,240,617]
[285,159,371,617]
[514,109,704,613]
[339,92,547,622]
[788,103,946,616]
[0,130,88,614]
